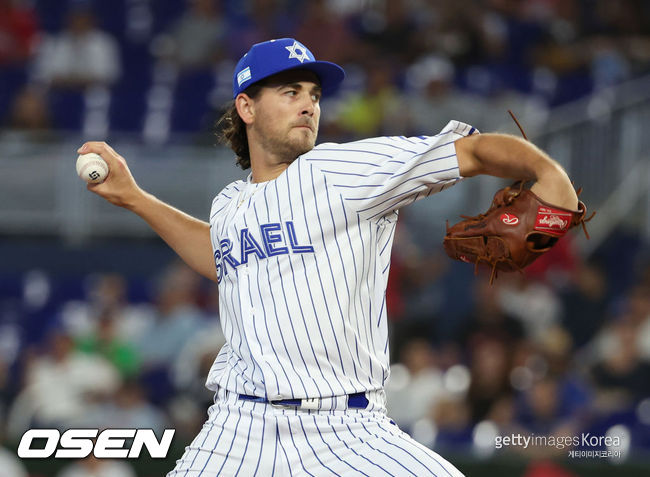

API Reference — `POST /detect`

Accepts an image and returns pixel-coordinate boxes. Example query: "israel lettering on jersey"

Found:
[207,120,476,401]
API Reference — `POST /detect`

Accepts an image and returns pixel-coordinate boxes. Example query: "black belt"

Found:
[239,392,369,409]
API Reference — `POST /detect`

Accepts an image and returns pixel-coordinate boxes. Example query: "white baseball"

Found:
[76,152,109,184]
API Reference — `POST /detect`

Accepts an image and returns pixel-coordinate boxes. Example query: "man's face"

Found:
[247,70,322,163]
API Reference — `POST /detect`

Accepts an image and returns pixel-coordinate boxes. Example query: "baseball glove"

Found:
[443,181,592,283]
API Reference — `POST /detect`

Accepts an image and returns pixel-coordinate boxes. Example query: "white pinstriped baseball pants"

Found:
[167,388,464,477]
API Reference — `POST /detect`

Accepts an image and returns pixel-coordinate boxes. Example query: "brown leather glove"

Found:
[443,181,592,283]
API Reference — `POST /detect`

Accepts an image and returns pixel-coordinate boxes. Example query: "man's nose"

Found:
[300,94,315,116]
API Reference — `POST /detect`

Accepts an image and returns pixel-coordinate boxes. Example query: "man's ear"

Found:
[235,94,255,125]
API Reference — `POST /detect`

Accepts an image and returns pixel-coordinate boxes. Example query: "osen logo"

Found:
[17,428,175,459]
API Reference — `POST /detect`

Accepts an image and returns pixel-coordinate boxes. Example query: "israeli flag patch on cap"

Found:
[237,66,252,87]
[232,38,345,98]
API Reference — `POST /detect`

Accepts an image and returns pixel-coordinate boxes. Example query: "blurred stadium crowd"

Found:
[2,0,650,475]
[2,0,650,141]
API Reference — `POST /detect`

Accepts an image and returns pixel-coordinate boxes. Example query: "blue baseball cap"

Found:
[232,38,345,99]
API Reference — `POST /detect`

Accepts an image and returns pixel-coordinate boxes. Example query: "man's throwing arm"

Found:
[77,142,217,283]
[454,133,578,210]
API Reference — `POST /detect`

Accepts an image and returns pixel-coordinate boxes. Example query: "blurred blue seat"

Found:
[149,0,186,35]
[171,68,216,133]
[0,65,28,123]
[109,42,151,132]
[92,0,127,37]
[48,88,85,130]
[33,0,66,33]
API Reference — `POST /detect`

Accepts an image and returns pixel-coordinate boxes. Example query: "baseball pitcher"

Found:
[79,38,581,476]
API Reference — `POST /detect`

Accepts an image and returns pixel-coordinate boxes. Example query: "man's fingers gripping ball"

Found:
[76,152,109,184]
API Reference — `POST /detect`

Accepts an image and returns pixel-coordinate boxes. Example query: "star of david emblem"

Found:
[285,41,310,63]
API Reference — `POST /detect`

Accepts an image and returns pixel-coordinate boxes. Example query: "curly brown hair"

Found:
[216,83,264,170]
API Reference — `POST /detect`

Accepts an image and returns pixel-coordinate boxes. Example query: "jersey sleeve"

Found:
[302,120,477,221]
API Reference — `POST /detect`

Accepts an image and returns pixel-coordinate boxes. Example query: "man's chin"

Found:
[290,136,316,156]
[299,142,316,156]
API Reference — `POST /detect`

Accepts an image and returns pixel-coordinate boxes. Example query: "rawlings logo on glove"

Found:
[535,207,571,234]
[501,213,519,225]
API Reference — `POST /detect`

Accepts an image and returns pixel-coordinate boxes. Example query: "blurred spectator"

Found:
[134,261,209,404]
[535,326,578,381]
[466,337,512,423]
[410,2,492,72]
[635,287,650,362]
[0,357,8,418]
[432,396,473,451]
[498,274,562,343]
[515,375,583,446]
[293,0,357,65]
[135,261,207,369]
[590,316,650,410]
[6,330,121,438]
[82,379,168,432]
[512,328,592,446]
[335,60,404,138]
[57,455,136,477]
[32,5,121,89]
[0,0,49,140]
[169,317,224,440]
[0,0,38,67]
[151,0,227,72]
[529,1,591,103]
[457,280,526,351]
[75,310,141,378]
[351,0,420,64]
[60,273,156,346]
[0,445,28,477]
[225,0,295,60]
[589,36,631,90]
[385,216,448,323]
[5,84,52,130]
[620,284,650,334]
[398,251,450,328]
[385,336,445,432]
[0,319,21,414]
[560,259,609,349]
[405,54,489,134]
[171,320,224,397]
[485,394,519,435]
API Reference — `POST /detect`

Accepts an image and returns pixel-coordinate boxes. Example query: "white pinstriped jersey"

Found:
[206,120,476,400]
